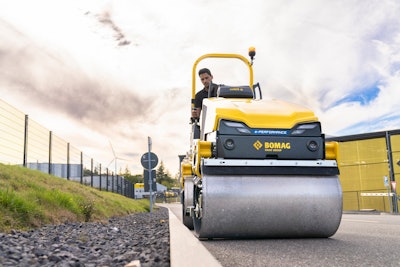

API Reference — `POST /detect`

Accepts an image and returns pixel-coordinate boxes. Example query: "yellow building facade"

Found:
[329,130,399,212]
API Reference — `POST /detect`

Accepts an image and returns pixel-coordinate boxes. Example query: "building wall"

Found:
[333,131,399,212]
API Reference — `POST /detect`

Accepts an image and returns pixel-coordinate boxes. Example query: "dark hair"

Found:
[198,68,212,76]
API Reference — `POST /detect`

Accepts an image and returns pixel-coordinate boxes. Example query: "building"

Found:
[327,129,399,213]
[134,182,167,199]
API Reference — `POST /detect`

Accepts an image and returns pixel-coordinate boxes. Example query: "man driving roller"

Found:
[191,68,218,122]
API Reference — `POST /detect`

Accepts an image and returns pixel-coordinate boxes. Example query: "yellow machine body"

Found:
[180,51,342,238]
[201,98,318,136]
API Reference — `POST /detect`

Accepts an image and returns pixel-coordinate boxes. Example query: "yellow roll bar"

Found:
[191,52,254,109]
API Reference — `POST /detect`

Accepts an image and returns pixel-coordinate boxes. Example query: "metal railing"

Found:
[0,99,134,198]
[344,189,399,213]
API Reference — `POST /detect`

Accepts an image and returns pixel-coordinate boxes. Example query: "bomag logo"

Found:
[265,142,291,149]
[253,140,263,150]
[253,140,291,152]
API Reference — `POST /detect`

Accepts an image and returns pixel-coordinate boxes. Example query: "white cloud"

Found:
[1,0,400,174]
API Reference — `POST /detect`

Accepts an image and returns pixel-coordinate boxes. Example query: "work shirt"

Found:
[194,84,218,109]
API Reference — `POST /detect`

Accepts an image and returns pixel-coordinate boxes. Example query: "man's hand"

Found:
[191,107,200,122]
[191,107,198,118]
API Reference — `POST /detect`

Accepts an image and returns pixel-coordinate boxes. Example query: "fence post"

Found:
[67,143,70,180]
[112,172,115,192]
[116,175,119,194]
[99,164,102,191]
[106,169,109,192]
[116,174,122,195]
[80,152,83,184]
[23,115,28,167]
[116,175,118,194]
[48,131,52,175]
[120,177,122,195]
[90,158,93,187]
[385,131,398,213]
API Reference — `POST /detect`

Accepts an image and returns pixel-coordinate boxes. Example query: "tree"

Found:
[121,166,143,184]
[156,161,179,188]
[124,174,143,184]
[83,167,92,176]
[122,165,131,176]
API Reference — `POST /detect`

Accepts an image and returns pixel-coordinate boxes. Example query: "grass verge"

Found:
[0,163,151,232]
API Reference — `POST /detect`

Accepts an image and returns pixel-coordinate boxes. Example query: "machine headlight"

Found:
[224,139,235,150]
[221,120,251,134]
[291,123,321,136]
[223,121,244,128]
[307,140,319,152]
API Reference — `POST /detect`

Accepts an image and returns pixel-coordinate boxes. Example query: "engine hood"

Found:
[202,98,318,134]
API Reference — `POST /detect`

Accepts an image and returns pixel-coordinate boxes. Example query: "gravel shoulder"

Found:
[0,207,170,267]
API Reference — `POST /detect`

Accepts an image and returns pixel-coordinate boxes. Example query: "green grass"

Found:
[0,163,152,232]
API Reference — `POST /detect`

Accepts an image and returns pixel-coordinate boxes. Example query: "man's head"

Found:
[198,68,213,90]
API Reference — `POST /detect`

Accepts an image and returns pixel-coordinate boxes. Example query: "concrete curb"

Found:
[343,210,381,215]
[167,208,222,267]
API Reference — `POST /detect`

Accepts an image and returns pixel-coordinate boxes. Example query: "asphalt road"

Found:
[165,203,400,267]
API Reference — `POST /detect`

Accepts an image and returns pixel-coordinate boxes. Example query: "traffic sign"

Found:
[141,152,158,169]
[144,169,157,192]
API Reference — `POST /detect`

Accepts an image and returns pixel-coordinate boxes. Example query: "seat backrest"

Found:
[217,85,254,99]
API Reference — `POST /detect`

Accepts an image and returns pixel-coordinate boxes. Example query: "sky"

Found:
[1,0,400,175]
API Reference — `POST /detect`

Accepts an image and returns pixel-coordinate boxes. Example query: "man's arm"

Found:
[191,91,202,122]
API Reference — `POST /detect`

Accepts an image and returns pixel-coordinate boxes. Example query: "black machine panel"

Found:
[216,135,324,159]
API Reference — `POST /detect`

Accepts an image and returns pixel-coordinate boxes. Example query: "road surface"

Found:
[164,203,400,267]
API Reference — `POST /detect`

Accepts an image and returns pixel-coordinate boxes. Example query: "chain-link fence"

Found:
[0,99,134,198]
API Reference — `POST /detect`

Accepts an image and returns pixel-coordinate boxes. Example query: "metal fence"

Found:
[0,99,134,198]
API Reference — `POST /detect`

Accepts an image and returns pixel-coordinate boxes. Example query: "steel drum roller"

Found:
[194,175,342,239]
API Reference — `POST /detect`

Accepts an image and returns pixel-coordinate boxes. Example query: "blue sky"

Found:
[1,0,400,174]
[331,84,381,107]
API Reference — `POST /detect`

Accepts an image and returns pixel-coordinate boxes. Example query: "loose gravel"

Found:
[0,207,170,267]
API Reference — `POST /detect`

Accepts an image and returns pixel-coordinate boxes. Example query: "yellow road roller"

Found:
[180,49,342,239]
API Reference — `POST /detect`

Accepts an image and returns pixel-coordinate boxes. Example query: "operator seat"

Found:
[217,85,254,99]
